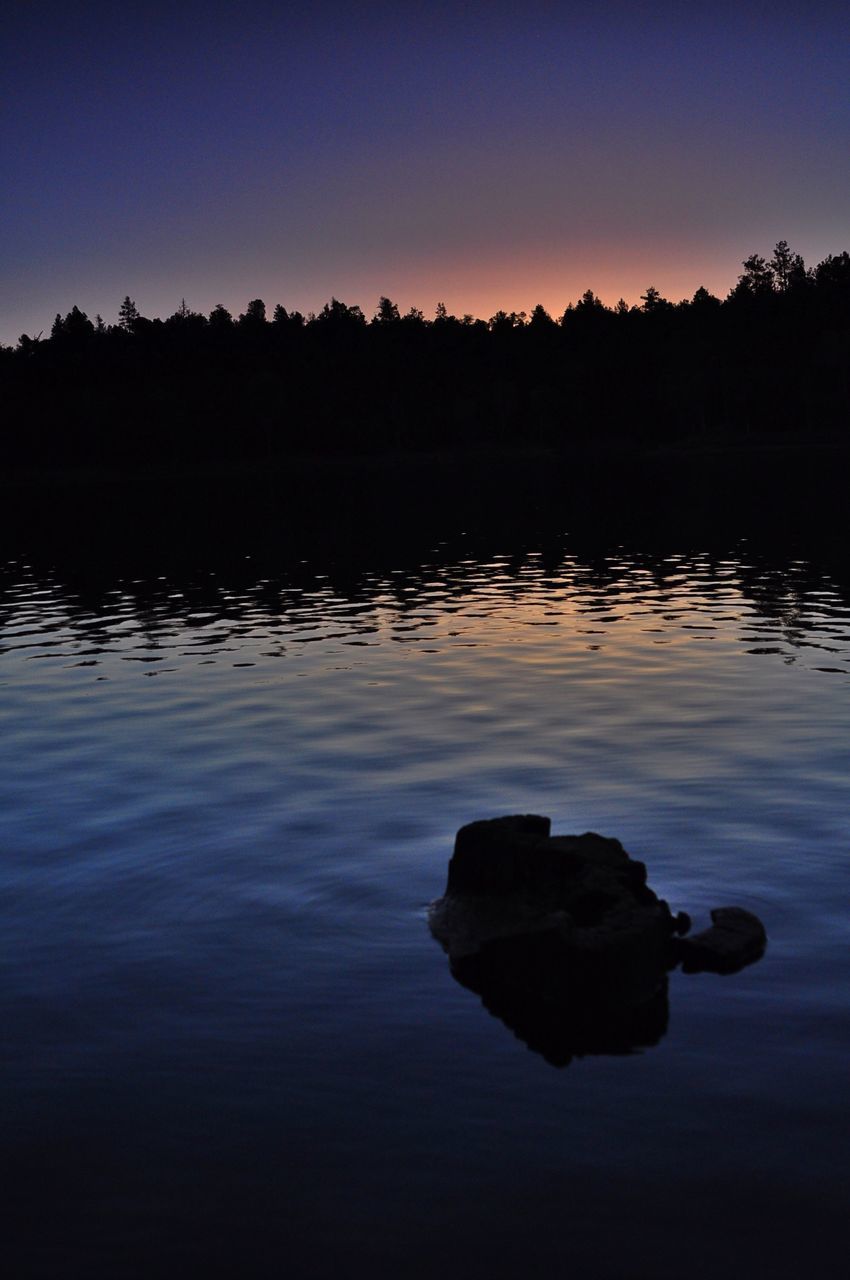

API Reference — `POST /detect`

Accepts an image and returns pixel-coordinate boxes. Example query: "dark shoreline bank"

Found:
[5,437,850,619]
[3,432,847,528]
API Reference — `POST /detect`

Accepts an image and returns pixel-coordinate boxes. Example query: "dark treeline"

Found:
[4,241,850,469]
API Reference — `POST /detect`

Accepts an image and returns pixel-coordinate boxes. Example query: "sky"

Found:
[2,0,849,342]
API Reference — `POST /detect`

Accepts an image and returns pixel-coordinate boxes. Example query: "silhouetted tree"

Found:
[730,254,775,300]
[641,286,672,313]
[314,298,366,329]
[239,299,267,327]
[118,296,140,331]
[770,240,807,292]
[488,310,514,332]
[529,303,556,329]
[209,303,234,329]
[814,252,850,290]
[373,296,401,323]
[167,299,205,326]
[575,289,606,312]
[51,306,95,342]
[691,286,720,309]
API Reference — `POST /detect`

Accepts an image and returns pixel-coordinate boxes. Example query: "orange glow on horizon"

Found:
[270,238,746,325]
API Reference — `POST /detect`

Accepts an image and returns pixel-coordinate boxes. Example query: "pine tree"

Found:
[118,296,139,331]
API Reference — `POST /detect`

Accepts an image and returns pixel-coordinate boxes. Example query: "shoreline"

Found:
[3,429,848,491]
[3,434,849,575]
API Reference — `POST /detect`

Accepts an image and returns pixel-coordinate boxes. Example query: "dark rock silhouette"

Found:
[675,906,767,974]
[430,815,766,1066]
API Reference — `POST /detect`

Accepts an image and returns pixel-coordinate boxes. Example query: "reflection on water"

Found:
[5,541,850,679]
[2,529,850,1278]
[450,947,671,1068]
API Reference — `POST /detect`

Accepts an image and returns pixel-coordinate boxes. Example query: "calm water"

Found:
[3,529,850,1278]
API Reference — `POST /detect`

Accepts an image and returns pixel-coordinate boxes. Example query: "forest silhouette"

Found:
[4,242,849,470]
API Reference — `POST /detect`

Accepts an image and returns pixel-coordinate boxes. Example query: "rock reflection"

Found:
[448,931,671,1069]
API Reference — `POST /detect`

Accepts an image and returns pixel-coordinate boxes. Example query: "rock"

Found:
[430,814,682,1064]
[430,816,767,1065]
[433,814,680,970]
[676,906,767,974]
[446,814,553,895]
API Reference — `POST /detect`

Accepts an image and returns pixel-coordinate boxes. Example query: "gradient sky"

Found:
[3,1,849,342]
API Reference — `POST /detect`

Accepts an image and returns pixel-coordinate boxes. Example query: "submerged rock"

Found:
[430,815,766,1066]
[675,906,767,974]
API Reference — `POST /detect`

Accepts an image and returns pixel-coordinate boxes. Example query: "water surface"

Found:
[2,528,849,1278]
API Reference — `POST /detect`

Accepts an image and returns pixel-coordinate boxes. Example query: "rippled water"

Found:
[3,534,849,1278]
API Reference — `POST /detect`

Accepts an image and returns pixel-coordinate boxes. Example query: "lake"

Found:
[2,461,849,1278]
